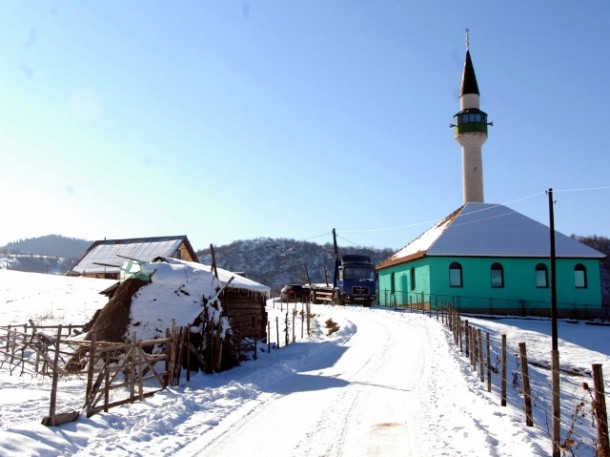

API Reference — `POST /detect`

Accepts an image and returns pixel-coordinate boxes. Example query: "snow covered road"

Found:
[176,305,544,457]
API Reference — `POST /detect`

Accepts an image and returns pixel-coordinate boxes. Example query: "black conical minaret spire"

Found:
[460,50,480,96]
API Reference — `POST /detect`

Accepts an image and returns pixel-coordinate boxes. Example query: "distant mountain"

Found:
[2,235,91,258]
[197,237,395,295]
[0,235,92,275]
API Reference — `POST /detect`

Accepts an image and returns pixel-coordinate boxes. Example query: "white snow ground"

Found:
[1,269,609,456]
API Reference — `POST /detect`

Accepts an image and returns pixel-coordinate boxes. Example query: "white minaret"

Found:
[453,32,490,203]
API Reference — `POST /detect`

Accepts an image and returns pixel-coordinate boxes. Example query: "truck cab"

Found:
[335,255,377,306]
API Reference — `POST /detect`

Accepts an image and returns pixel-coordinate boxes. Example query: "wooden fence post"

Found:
[5,324,10,354]
[501,334,507,406]
[307,302,311,336]
[166,327,175,387]
[86,333,97,399]
[464,320,469,357]
[103,352,110,413]
[470,327,476,370]
[593,364,610,457]
[21,324,27,375]
[519,342,533,426]
[128,335,135,403]
[448,305,452,329]
[33,325,41,374]
[551,349,561,456]
[285,312,289,346]
[267,321,271,353]
[486,332,491,392]
[478,329,484,383]
[136,341,144,401]
[47,325,63,426]
[276,316,280,348]
[186,329,191,383]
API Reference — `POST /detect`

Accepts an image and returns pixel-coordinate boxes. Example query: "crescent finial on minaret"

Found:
[465,28,470,51]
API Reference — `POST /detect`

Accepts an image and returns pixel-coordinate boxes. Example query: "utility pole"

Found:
[548,188,560,457]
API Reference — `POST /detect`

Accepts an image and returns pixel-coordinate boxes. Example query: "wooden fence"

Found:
[423,305,610,456]
[81,331,172,419]
[0,320,85,377]
[0,319,250,426]
[0,301,309,427]
[266,299,311,351]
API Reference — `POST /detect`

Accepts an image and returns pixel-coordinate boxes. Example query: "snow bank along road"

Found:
[178,306,544,457]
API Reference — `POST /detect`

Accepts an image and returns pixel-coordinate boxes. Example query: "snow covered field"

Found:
[1,269,610,456]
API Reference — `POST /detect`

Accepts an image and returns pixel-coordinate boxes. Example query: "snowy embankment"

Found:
[1,270,609,456]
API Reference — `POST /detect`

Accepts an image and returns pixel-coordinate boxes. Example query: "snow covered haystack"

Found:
[71,257,270,373]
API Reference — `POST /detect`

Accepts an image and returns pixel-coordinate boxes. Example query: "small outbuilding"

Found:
[76,257,270,373]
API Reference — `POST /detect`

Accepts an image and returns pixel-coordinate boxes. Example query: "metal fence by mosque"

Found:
[378,289,600,319]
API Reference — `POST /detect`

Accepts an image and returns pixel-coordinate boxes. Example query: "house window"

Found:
[574,264,587,288]
[449,262,463,287]
[535,264,548,288]
[410,268,416,290]
[390,272,396,294]
[491,263,504,288]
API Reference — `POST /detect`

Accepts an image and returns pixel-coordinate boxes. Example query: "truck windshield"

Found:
[343,267,375,281]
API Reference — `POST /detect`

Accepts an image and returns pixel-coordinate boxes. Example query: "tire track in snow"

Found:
[294,307,428,457]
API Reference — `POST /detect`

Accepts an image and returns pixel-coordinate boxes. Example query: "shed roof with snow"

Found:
[377,202,605,270]
[70,235,199,278]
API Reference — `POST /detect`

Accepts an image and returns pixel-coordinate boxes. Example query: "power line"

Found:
[553,186,610,193]
[337,191,546,235]
[308,186,609,245]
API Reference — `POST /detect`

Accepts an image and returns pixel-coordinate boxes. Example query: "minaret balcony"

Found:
[454,122,488,135]
[452,109,489,135]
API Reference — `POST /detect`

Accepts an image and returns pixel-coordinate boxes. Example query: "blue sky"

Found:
[1,1,609,251]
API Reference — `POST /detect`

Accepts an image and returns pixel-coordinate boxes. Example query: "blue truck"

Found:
[309,229,377,307]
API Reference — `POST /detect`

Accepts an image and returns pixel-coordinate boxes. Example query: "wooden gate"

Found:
[83,333,173,417]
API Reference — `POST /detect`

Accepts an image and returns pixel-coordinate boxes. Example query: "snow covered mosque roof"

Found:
[70,235,198,275]
[377,202,605,269]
